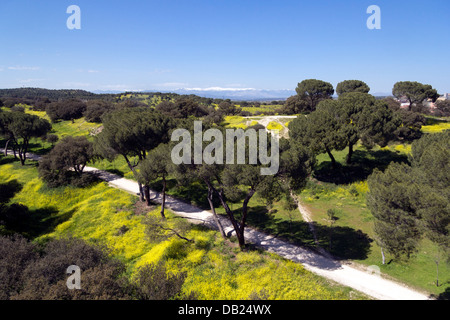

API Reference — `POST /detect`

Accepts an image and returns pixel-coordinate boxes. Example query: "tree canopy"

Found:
[295,79,334,112]
[367,130,450,268]
[38,136,95,187]
[95,107,173,202]
[392,81,439,111]
[0,111,51,165]
[336,80,370,96]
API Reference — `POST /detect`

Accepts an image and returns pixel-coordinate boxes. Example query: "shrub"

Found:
[84,100,114,123]
[38,136,94,187]
[45,99,87,122]
[132,262,188,300]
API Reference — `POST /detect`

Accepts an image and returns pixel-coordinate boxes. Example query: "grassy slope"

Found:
[0,161,365,300]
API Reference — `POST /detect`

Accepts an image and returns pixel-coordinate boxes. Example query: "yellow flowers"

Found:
[267,121,284,131]
[421,122,450,133]
[1,162,357,300]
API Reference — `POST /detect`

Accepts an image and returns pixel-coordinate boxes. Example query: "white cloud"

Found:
[62,82,91,88]
[18,78,45,84]
[87,70,99,73]
[8,66,40,71]
[99,84,140,92]
[155,82,189,88]
[184,87,257,92]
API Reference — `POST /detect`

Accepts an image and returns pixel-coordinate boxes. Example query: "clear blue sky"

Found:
[0,0,449,94]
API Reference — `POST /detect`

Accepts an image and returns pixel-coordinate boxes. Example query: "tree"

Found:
[45,99,87,122]
[156,98,208,119]
[367,163,422,261]
[45,134,59,147]
[280,95,309,114]
[38,136,95,187]
[84,99,114,123]
[217,101,239,116]
[1,112,51,165]
[288,100,346,168]
[206,132,312,249]
[367,130,449,281]
[169,123,228,239]
[137,144,173,217]
[295,79,334,112]
[213,164,276,249]
[94,107,172,202]
[336,80,370,96]
[434,100,450,117]
[392,81,439,111]
[337,93,400,164]
[290,93,400,166]
[393,109,426,141]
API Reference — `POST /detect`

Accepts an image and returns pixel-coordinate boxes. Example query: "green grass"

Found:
[295,143,449,297]
[0,106,102,155]
[0,160,366,300]
[240,104,281,115]
[222,116,248,129]
[4,104,448,298]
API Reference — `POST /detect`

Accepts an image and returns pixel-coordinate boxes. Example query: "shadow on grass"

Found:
[1,204,74,239]
[0,180,73,239]
[314,149,409,184]
[103,168,125,178]
[27,142,52,156]
[432,286,450,300]
[0,156,19,166]
[241,205,372,260]
[162,178,220,210]
[0,179,23,203]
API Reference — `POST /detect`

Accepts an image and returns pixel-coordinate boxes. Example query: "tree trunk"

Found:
[346,142,354,165]
[206,186,226,239]
[160,177,167,220]
[18,144,26,166]
[435,259,440,287]
[216,188,244,248]
[123,154,145,202]
[4,139,10,156]
[12,142,17,159]
[143,185,152,207]
[381,247,386,265]
[236,228,246,249]
[325,145,337,168]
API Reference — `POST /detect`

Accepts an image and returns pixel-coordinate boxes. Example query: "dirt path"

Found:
[1,149,431,300]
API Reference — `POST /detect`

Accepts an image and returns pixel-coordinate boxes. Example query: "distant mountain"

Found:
[371,92,393,97]
[156,88,296,101]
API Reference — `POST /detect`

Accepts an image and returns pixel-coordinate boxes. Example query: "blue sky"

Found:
[0,0,449,94]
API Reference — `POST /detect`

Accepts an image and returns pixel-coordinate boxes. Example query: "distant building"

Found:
[437,93,450,101]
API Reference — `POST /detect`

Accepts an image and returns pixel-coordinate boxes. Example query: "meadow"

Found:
[1,105,449,299]
[0,161,365,300]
